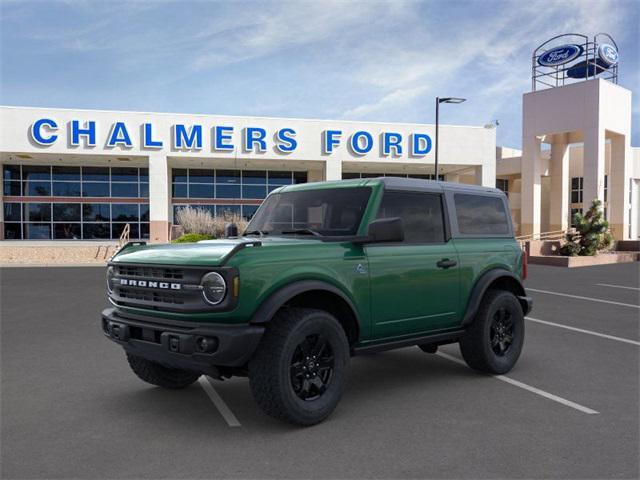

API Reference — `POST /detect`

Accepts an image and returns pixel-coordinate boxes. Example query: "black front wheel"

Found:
[249,308,349,426]
[459,290,524,374]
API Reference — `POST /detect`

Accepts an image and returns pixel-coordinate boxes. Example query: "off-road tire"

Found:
[459,289,524,374]
[248,307,349,426]
[126,353,201,389]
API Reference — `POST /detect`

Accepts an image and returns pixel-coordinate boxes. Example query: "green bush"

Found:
[172,233,214,243]
[560,199,613,256]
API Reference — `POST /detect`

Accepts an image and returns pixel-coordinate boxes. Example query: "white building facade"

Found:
[0,106,496,242]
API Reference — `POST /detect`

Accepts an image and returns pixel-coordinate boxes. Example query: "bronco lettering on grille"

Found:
[119,279,181,290]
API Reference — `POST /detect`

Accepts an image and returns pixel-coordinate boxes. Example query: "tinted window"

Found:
[376,191,445,243]
[455,194,510,235]
[52,166,80,181]
[247,187,371,236]
[53,203,81,221]
[52,182,81,197]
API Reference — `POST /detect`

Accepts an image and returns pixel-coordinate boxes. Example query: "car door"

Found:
[365,190,461,339]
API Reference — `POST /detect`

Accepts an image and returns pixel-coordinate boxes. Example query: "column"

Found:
[324,158,342,181]
[0,172,4,240]
[148,153,170,243]
[520,135,543,237]
[445,172,460,183]
[549,134,570,232]
[474,162,495,188]
[582,126,605,211]
[307,169,324,183]
[609,134,631,240]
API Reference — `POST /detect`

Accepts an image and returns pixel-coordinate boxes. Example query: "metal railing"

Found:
[516,228,574,248]
[118,223,131,249]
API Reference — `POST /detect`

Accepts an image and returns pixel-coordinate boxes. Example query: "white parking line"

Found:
[528,288,640,309]
[436,352,599,415]
[198,376,241,427]
[527,317,640,346]
[596,283,640,292]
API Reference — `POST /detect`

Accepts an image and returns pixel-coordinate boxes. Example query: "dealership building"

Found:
[0,34,638,244]
[0,107,496,243]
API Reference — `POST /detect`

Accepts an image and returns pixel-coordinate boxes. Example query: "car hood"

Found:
[111,237,322,266]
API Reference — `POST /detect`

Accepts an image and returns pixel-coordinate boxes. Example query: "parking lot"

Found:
[1,263,638,479]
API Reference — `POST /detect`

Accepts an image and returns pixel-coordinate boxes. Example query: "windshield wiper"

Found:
[243,229,269,237]
[280,228,322,237]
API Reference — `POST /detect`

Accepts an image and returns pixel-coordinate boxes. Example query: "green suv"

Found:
[102,177,531,425]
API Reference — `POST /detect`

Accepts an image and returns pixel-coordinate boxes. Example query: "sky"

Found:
[1,0,638,148]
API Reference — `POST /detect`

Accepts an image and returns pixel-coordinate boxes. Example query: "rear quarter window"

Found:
[454,193,510,236]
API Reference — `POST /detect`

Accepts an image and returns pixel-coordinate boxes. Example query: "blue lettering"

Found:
[275,128,297,153]
[143,123,163,148]
[71,120,96,146]
[107,122,132,148]
[244,127,267,152]
[214,126,234,151]
[323,130,342,154]
[383,132,403,156]
[411,133,432,156]
[350,131,373,155]
[30,118,58,145]
[173,124,203,149]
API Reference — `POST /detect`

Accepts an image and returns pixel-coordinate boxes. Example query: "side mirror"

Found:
[365,217,404,243]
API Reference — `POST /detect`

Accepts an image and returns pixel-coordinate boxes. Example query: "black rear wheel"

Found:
[459,290,524,374]
[249,308,349,426]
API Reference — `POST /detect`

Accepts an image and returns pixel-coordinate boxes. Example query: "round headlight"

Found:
[106,266,115,294]
[201,272,227,305]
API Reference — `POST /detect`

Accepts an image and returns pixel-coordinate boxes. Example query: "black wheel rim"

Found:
[490,306,514,357]
[290,334,335,401]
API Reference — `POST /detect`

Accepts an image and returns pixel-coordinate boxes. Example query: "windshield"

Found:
[245,187,372,237]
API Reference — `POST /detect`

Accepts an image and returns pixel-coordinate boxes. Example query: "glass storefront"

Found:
[172,168,307,220]
[3,164,149,239]
[342,172,445,180]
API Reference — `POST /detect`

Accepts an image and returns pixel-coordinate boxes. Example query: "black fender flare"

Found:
[462,269,531,326]
[249,279,362,331]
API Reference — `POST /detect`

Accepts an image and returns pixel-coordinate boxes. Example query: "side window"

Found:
[454,194,510,235]
[376,191,445,243]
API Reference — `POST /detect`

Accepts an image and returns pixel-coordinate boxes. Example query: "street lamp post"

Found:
[435,97,466,180]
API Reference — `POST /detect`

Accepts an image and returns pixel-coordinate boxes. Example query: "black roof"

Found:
[380,176,504,196]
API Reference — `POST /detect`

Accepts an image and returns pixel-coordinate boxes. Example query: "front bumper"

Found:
[101,307,264,373]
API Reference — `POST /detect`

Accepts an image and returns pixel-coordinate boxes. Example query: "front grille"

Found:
[110,263,209,312]
[118,287,185,305]
[108,263,237,313]
[115,265,184,280]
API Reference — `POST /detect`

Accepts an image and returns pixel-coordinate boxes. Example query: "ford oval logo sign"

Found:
[598,44,618,66]
[538,44,583,67]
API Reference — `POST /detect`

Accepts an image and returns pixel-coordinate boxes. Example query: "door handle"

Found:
[436,258,457,269]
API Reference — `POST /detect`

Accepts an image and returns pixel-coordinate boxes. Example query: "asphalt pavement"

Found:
[1,263,638,479]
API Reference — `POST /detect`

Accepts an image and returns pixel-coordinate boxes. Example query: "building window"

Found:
[2,164,149,240]
[570,177,583,203]
[342,172,445,181]
[171,168,307,221]
[496,179,509,197]
[2,165,149,199]
[603,175,608,203]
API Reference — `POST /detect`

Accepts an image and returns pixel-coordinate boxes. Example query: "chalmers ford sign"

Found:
[29,118,434,157]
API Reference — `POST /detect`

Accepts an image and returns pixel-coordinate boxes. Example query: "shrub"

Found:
[174,206,250,239]
[172,233,214,243]
[560,199,613,256]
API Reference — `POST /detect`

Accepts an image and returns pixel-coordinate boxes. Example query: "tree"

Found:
[560,199,613,256]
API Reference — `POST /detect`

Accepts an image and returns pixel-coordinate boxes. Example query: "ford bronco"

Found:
[102,177,532,425]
